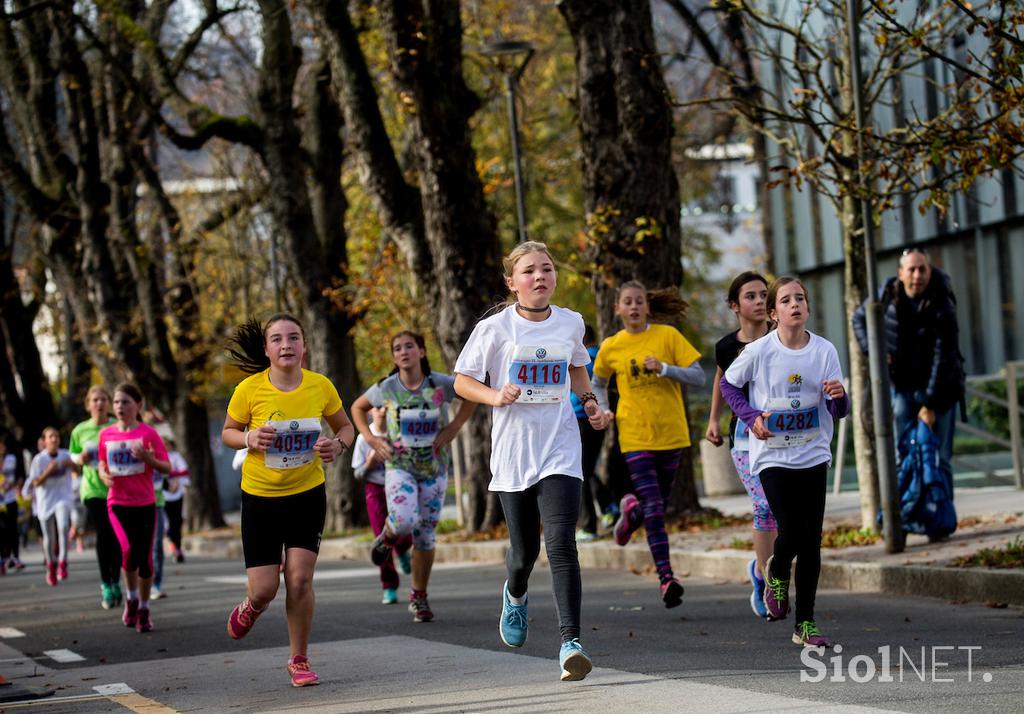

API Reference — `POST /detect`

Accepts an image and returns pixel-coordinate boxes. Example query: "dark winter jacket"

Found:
[852,267,964,413]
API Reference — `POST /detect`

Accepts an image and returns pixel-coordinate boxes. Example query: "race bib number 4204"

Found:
[264,418,322,469]
[400,408,440,448]
[509,345,569,403]
[764,397,820,449]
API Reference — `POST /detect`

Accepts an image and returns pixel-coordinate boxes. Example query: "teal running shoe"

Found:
[381,588,398,605]
[558,639,593,681]
[499,580,528,648]
[397,549,412,575]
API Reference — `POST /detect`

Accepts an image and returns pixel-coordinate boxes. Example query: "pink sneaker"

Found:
[123,597,139,626]
[58,561,68,581]
[45,562,57,586]
[227,598,265,640]
[660,577,684,609]
[287,655,320,687]
[136,607,153,633]
[613,494,642,546]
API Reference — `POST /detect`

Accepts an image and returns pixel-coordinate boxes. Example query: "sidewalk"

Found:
[184,486,1024,607]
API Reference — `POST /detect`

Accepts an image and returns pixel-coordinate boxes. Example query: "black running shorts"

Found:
[240,483,326,568]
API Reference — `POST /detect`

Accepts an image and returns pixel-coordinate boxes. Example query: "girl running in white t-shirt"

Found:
[24,427,76,586]
[454,241,611,682]
[706,271,777,618]
[720,277,849,647]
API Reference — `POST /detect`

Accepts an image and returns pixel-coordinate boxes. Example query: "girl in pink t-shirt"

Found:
[98,383,170,633]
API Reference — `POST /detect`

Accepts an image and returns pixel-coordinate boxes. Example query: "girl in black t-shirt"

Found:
[705,271,777,619]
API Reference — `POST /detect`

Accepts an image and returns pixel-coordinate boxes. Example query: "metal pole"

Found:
[1007,362,1023,489]
[846,0,903,551]
[505,72,528,243]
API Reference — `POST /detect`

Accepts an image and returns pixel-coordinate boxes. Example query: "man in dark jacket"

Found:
[852,247,964,480]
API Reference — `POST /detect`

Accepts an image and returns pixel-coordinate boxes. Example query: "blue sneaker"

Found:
[381,588,398,605]
[397,550,412,575]
[499,581,528,648]
[748,559,768,618]
[558,639,593,681]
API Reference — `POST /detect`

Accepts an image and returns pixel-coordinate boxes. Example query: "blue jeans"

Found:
[892,389,956,478]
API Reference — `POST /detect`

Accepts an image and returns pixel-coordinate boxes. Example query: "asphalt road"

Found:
[1,549,1022,712]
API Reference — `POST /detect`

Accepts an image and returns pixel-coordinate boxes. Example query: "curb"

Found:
[183,535,1024,608]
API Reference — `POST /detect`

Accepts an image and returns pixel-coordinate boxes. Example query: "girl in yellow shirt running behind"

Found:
[592,282,704,609]
[221,313,355,688]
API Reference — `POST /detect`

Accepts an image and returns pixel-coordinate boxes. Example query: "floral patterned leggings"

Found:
[730,448,777,532]
[385,468,447,551]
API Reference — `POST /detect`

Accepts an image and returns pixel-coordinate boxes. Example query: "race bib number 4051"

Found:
[108,439,145,476]
[509,345,569,403]
[264,418,322,470]
[764,397,820,449]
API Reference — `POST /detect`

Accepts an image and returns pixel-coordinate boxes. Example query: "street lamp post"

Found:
[480,40,534,244]
[846,0,904,553]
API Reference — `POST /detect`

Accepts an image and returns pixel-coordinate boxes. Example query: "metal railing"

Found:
[832,362,1024,493]
[959,360,1024,489]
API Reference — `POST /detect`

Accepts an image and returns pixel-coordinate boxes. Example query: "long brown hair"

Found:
[616,280,689,325]
[227,313,306,375]
[384,330,433,380]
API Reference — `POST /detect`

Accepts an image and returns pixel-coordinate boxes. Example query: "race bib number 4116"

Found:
[264,418,322,469]
[509,345,569,403]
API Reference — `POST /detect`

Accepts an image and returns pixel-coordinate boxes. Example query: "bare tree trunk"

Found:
[257,2,363,530]
[560,0,701,512]
[318,0,506,530]
[837,41,881,530]
[0,214,58,445]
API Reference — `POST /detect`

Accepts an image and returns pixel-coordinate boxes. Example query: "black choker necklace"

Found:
[516,303,550,314]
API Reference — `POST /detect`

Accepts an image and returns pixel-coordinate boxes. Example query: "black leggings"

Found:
[109,504,157,579]
[1,501,19,560]
[499,474,582,643]
[85,498,122,585]
[164,499,184,550]
[759,463,827,623]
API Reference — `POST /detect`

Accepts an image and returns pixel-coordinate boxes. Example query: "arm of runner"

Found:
[570,364,612,430]
[454,373,520,407]
[434,398,476,455]
[351,393,393,462]
[706,366,725,446]
[590,374,612,413]
[134,443,171,475]
[720,375,771,440]
[658,361,706,387]
[223,414,275,452]
[317,407,356,464]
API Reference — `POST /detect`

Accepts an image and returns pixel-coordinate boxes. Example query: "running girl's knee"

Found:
[753,507,777,532]
[412,525,436,552]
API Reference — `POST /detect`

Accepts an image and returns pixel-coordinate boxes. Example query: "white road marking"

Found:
[0,627,26,638]
[204,560,483,584]
[43,648,85,663]
[93,683,136,695]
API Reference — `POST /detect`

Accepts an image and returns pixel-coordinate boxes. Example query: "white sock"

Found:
[508,591,526,606]
[128,589,140,601]
[139,600,150,610]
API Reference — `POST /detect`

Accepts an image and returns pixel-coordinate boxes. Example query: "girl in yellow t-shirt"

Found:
[221,313,355,688]
[592,281,704,609]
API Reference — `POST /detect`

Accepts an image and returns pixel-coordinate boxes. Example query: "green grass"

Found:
[952,536,1024,569]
